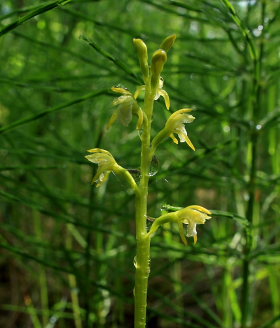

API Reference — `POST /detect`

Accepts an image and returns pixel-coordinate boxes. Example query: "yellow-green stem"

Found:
[134,86,154,328]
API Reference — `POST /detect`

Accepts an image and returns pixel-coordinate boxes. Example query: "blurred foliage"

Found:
[0,0,280,327]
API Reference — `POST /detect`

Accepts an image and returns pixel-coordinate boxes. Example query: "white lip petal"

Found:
[186,224,197,237]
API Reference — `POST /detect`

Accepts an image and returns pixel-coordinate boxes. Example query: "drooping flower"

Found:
[107,87,143,130]
[85,148,119,187]
[176,205,211,245]
[148,205,212,245]
[165,108,196,150]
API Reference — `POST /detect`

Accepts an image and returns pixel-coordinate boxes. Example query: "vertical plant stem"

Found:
[66,225,83,328]
[134,86,154,328]
[34,210,49,327]
[241,1,266,326]
[241,133,257,327]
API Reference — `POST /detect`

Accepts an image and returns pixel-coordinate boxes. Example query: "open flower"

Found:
[148,205,211,245]
[134,77,170,110]
[107,87,143,130]
[85,149,119,187]
[176,205,211,244]
[165,108,196,150]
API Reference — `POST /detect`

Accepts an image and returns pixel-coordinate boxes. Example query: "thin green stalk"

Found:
[241,131,258,322]
[134,83,154,328]
[66,225,83,328]
[34,210,49,327]
[241,1,266,326]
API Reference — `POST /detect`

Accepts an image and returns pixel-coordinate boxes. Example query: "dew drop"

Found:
[149,156,159,177]
[133,256,138,268]
[253,26,263,37]
[129,168,141,183]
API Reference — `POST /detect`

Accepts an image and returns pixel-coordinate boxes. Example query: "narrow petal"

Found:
[87,148,112,156]
[111,87,131,94]
[106,110,119,130]
[183,134,195,151]
[193,234,198,245]
[136,109,144,130]
[170,133,178,144]
[178,222,188,246]
[159,89,170,110]
[188,205,211,216]
[134,85,145,99]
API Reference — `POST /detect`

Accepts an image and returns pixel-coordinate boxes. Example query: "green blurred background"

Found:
[0,0,279,327]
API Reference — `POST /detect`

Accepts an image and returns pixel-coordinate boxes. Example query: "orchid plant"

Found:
[85,35,213,328]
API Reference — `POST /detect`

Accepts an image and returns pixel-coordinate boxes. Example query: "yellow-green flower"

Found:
[176,205,211,245]
[134,77,170,110]
[165,108,196,150]
[107,87,143,130]
[148,205,211,245]
[85,148,119,187]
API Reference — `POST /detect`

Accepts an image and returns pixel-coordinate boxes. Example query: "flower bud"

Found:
[160,34,176,52]
[133,38,149,82]
[151,49,167,91]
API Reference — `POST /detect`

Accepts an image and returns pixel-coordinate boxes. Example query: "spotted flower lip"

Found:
[165,108,196,151]
[107,87,143,129]
[85,148,118,187]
